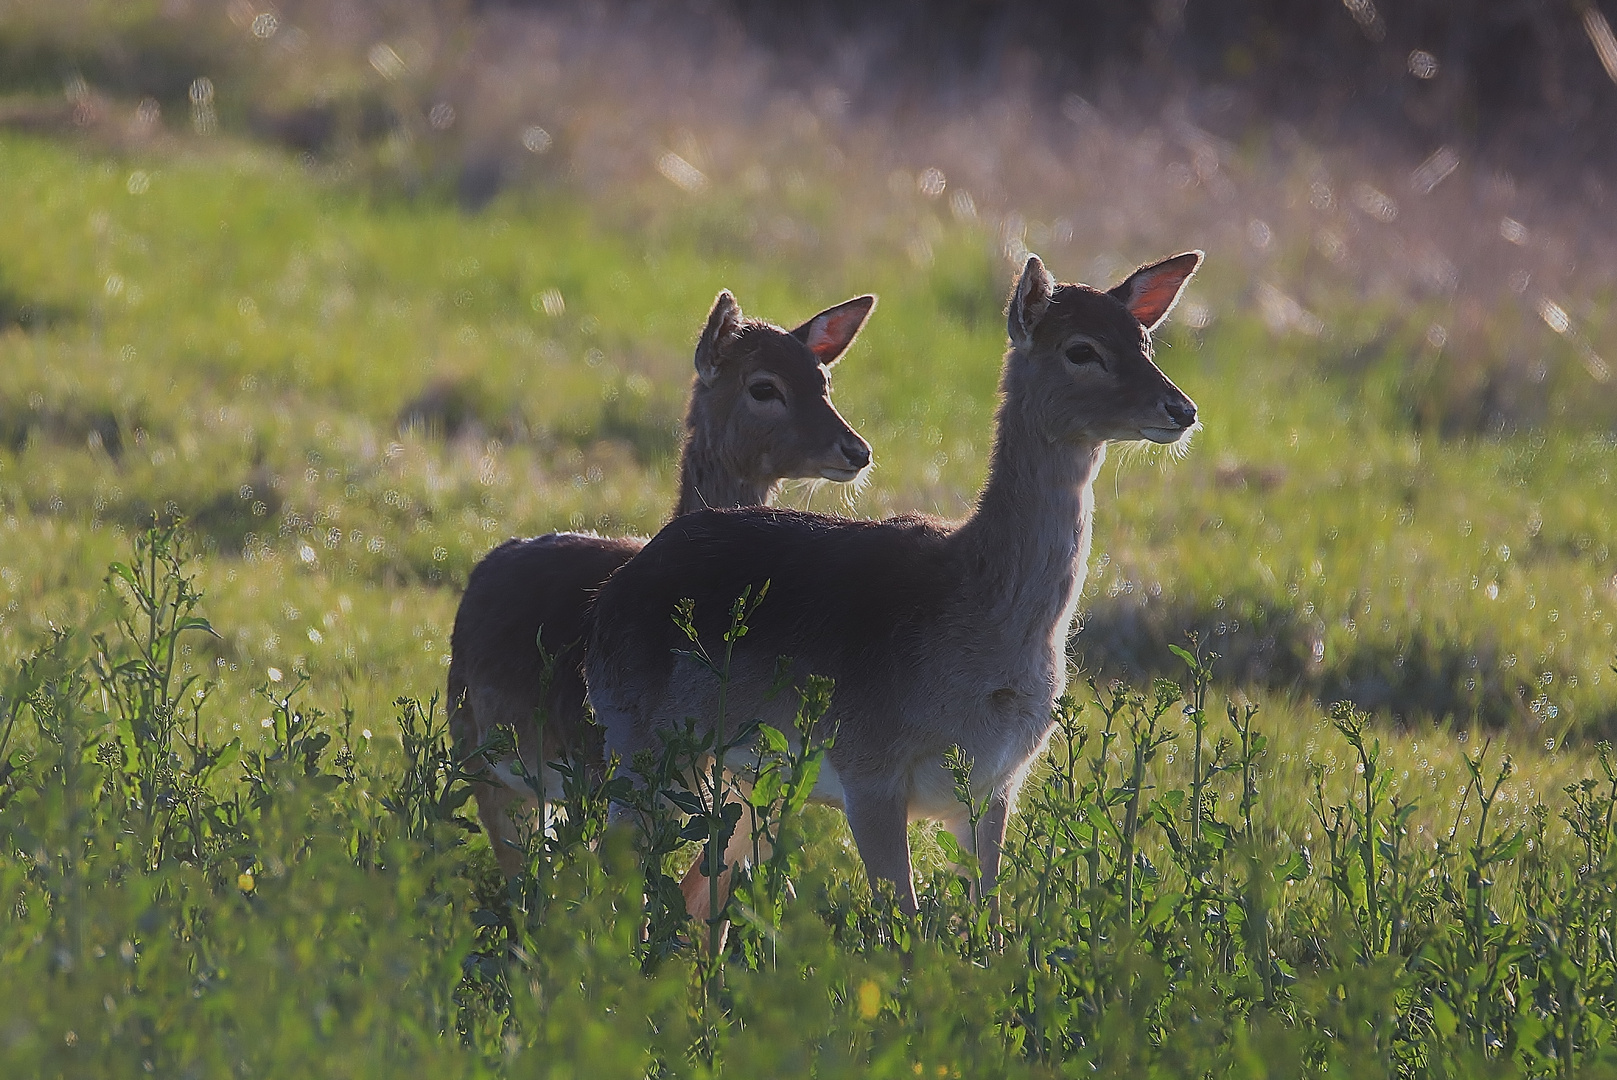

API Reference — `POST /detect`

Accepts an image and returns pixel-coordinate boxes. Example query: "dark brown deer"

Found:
[449,290,875,875]
[586,252,1202,915]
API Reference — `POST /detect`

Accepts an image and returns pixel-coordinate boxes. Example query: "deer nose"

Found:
[1165,399,1197,429]
[842,438,872,470]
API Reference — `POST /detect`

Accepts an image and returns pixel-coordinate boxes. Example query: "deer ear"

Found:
[1007,254,1053,347]
[694,290,745,386]
[1109,251,1203,331]
[790,294,876,366]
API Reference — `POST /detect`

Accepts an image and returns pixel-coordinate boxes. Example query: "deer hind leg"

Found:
[476,776,539,877]
[449,681,522,876]
[945,788,1013,879]
[476,742,548,878]
[974,790,1012,893]
[677,768,774,915]
[844,785,918,914]
[460,685,548,878]
[679,801,773,925]
[945,789,1012,913]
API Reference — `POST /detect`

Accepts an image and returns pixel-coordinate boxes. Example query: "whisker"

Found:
[777,477,816,509]
[1110,439,1151,497]
[1170,421,1203,462]
[846,462,875,509]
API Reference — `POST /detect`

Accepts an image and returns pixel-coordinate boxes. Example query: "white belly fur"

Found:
[809,761,847,806]
[804,723,1054,825]
[488,758,560,806]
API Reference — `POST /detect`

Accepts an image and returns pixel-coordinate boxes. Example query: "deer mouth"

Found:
[1138,425,1193,444]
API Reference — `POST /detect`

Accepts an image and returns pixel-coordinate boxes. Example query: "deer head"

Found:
[691,290,876,484]
[1004,252,1202,447]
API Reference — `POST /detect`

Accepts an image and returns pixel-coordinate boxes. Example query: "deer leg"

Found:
[452,689,535,878]
[455,681,566,878]
[845,786,917,914]
[680,802,774,915]
[975,789,1013,917]
[679,806,772,965]
[941,788,1011,906]
[473,778,538,878]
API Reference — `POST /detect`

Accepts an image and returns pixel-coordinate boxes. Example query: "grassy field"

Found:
[2,58,1617,1076]
[2,129,1613,737]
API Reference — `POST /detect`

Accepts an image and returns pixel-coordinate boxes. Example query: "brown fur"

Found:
[449,290,875,875]
[588,252,1204,914]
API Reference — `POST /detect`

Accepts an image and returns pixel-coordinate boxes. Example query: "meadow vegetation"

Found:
[6,520,1617,1076]
[2,1,1617,1075]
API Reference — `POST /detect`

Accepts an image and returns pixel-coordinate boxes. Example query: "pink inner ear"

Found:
[1125,272,1189,327]
[805,311,859,358]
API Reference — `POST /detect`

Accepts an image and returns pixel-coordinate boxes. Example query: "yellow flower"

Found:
[857,979,881,1019]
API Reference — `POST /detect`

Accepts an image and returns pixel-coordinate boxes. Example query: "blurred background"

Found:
[1,0,1614,746]
[7,0,1617,429]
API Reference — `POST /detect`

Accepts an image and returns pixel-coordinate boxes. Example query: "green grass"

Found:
[5,522,1617,1077]
[1,131,1612,735]
[2,123,1617,1076]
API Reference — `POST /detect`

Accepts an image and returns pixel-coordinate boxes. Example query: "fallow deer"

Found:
[449,290,876,875]
[585,252,1202,914]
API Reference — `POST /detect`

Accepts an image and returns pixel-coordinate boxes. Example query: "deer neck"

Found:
[673,411,778,517]
[954,386,1105,649]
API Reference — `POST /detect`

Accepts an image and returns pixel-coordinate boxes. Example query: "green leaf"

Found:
[664,790,706,817]
[1144,891,1183,929]
[1085,803,1121,841]
[1275,851,1312,883]
[1152,789,1186,813]
[758,724,790,754]
[1432,998,1458,1038]
[749,768,783,808]
[1483,830,1526,864]
[211,738,241,772]
[1168,644,1197,670]
[1344,850,1368,907]
[934,827,967,864]
[935,828,979,875]
[784,758,822,815]
[600,776,635,802]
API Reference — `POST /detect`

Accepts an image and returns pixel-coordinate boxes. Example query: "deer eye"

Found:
[1064,343,1103,367]
[748,381,784,403]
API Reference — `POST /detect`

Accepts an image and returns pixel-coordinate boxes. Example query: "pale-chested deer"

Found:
[585,252,1202,914]
[449,290,876,875]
